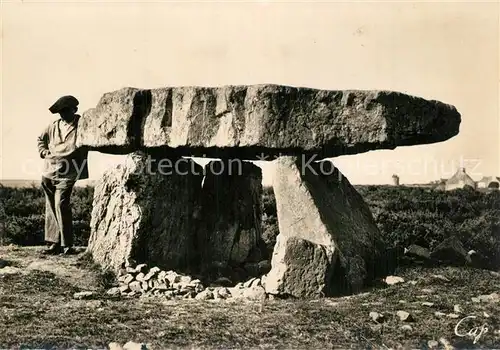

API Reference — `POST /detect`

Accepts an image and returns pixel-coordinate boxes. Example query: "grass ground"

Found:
[1,245,499,349]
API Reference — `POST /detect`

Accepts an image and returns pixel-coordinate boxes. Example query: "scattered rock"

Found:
[404,244,431,261]
[369,312,385,323]
[453,304,463,313]
[107,287,121,296]
[408,280,418,285]
[129,281,142,292]
[166,273,181,285]
[421,288,434,294]
[401,325,413,331]
[428,340,439,349]
[384,276,405,285]
[477,292,499,303]
[243,285,266,301]
[484,312,490,318]
[157,271,167,282]
[431,274,450,282]
[126,267,136,274]
[228,287,245,299]
[471,297,481,303]
[122,341,149,350]
[244,277,258,288]
[123,274,135,285]
[217,287,231,299]
[119,285,130,293]
[0,266,21,275]
[439,337,453,350]
[195,290,214,300]
[135,264,148,273]
[109,342,124,350]
[73,291,94,300]
[447,313,460,319]
[434,312,446,317]
[396,310,414,322]
[421,302,434,307]
[179,275,192,284]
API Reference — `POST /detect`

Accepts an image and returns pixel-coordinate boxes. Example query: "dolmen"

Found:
[80,84,461,298]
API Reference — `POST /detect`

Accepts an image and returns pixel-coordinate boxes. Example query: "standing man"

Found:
[37,95,89,255]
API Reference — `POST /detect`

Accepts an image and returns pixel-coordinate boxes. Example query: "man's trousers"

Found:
[41,176,76,247]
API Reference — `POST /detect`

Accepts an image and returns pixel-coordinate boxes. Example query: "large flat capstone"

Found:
[76,85,461,159]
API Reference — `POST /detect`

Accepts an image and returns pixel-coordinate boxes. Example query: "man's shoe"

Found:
[62,247,78,255]
[42,244,61,255]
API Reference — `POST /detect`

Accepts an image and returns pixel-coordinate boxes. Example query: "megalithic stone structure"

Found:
[82,84,461,296]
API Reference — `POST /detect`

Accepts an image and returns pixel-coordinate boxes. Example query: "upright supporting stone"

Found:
[264,156,384,298]
[197,160,263,267]
[87,152,203,272]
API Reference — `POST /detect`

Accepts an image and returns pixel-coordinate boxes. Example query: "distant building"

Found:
[392,174,400,186]
[477,176,500,189]
[445,168,476,191]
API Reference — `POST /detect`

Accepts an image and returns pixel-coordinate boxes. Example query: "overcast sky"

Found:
[1,0,499,185]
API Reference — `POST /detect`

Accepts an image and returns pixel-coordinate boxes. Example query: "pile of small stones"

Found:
[105,262,267,301]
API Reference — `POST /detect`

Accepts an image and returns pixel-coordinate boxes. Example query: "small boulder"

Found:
[73,291,94,300]
[396,310,414,322]
[369,312,385,323]
[109,342,124,350]
[217,287,231,299]
[107,287,121,297]
[431,274,450,282]
[243,285,266,300]
[122,274,135,285]
[243,277,258,288]
[401,325,413,331]
[135,263,148,273]
[129,281,142,292]
[404,244,431,262]
[126,266,137,274]
[195,290,214,300]
[119,285,130,293]
[166,273,181,285]
[384,276,405,285]
[478,293,499,303]
[428,340,439,349]
[123,341,149,350]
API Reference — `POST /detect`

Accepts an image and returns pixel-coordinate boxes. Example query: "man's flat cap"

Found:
[49,95,79,114]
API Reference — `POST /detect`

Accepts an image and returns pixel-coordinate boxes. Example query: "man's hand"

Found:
[40,149,51,159]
